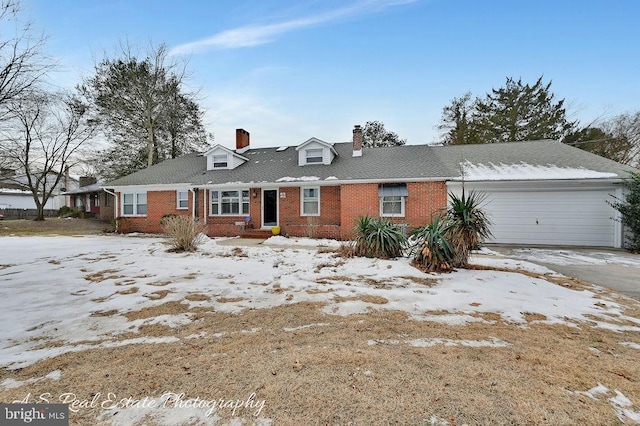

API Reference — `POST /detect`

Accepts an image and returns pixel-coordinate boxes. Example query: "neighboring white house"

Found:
[0,172,79,211]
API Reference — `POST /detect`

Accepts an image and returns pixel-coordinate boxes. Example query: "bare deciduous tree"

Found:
[1,91,97,220]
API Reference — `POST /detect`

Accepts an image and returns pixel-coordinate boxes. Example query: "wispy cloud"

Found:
[169,0,418,55]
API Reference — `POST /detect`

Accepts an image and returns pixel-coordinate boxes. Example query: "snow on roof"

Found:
[460,161,618,181]
[275,176,320,182]
[0,188,32,195]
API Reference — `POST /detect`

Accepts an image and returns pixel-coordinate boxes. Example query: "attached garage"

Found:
[447,181,626,248]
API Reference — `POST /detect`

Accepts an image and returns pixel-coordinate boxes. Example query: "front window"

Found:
[213,155,228,168]
[122,192,147,216]
[305,148,323,164]
[380,196,404,217]
[177,190,189,209]
[301,187,320,216]
[210,189,249,216]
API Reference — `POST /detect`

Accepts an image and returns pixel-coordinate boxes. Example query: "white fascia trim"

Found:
[105,184,194,192]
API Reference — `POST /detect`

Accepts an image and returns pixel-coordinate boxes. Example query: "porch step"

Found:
[242,229,273,239]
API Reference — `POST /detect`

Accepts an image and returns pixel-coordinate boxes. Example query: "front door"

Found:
[263,190,278,227]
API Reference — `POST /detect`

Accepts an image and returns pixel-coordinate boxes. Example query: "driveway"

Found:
[490,246,640,300]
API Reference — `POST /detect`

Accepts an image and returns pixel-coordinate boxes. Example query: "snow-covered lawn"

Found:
[1,235,640,425]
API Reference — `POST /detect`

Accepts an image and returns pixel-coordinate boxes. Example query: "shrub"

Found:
[58,206,81,218]
[446,190,492,268]
[353,215,407,258]
[609,172,640,252]
[409,216,455,272]
[162,216,206,252]
[160,213,178,225]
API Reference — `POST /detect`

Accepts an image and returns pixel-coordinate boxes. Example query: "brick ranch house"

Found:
[105,126,636,247]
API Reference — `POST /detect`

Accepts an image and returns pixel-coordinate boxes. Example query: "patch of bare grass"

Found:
[401,275,438,287]
[184,293,210,301]
[89,310,119,317]
[83,269,123,283]
[147,280,172,287]
[123,301,190,321]
[143,290,171,300]
[216,297,246,303]
[0,218,113,236]
[333,295,389,304]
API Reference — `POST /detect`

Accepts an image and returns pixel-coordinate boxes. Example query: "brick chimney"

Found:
[352,125,363,157]
[79,176,97,188]
[236,129,250,154]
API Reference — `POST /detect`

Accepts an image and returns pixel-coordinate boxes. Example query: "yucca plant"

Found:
[446,189,492,267]
[353,215,407,258]
[409,216,455,272]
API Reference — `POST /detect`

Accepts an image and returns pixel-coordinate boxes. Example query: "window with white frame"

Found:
[301,187,320,216]
[210,190,249,215]
[305,148,323,164]
[122,192,147,216]
[176,190,189,209]
[380,196,404,217]
[212,155,228,168]
[378,184,407,217]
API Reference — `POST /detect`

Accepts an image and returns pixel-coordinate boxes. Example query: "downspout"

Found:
[203,189,207,224]
[189,188,196,219]
[189,188,200,219]
[103,188,118,231]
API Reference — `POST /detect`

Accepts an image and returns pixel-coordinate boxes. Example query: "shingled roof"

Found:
[106,139,636,188]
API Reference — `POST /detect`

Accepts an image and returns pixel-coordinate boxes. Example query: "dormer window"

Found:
[305,149,323,164]
[213,155,228,168]
[295,137,337,166]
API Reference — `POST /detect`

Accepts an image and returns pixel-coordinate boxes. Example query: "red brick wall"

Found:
[117,182,447,239]
[279,186,341,239]
[116,190,191,234]
[339,181,447,239]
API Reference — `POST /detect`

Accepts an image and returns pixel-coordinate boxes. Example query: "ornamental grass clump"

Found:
[353,215,407,259]
[162,215,206,252]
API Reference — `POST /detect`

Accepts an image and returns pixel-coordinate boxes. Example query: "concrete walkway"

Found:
[216,238,267,247]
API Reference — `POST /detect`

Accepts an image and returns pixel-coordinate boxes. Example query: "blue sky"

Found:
[26,0,640,148]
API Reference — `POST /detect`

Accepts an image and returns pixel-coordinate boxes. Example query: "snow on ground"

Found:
[263,235,343,247]
[570,383,640,423]
[0,235,638,370]
[368,337,510,348]
[504,248,640,268]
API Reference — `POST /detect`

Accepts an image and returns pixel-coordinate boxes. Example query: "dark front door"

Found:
[263,190,278,226]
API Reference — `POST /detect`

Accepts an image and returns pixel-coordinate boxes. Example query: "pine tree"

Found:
[609,172,640,252]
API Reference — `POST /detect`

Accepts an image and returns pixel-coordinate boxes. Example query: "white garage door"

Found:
[461,186,621,247]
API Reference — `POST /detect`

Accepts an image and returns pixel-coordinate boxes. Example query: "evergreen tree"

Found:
[438,76,575,144]
[609,172,640,251]
[437,92,480,145]
[81,43,210,180]
[362,120,406,147]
